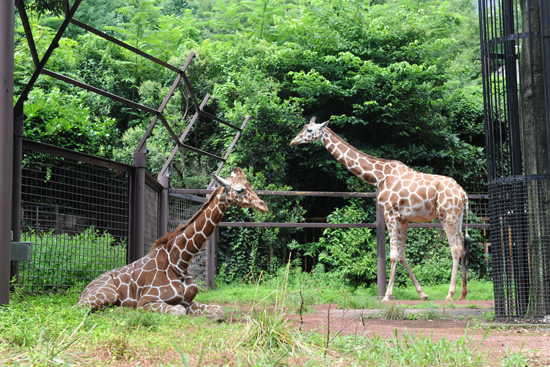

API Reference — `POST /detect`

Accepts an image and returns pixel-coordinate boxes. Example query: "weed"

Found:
[380,302,407,320]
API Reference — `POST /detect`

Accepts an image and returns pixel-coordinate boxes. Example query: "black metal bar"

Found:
[159,95,210,178]
[15,0,40,68]
[70,19,186,74]
[375,189,386,297]
[132,149,146,262]
[207,115,251,188]
[175,189,377,198]
[22,139,134,172]
[178,142,225,162]
[198,109,243,132]
[14,0,84,112]
[181,73,202,112]
[169,192,207,203]
[1,0,14,305]
[217,222,377,228]
[159,114,186,152]
[10,114,24,289]
[41,69,158,115]
[135,53,196,154]
[158,175,169,237]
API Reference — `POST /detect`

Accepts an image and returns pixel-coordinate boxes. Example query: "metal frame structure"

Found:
[2,0,248,303]
[480,0,550,322]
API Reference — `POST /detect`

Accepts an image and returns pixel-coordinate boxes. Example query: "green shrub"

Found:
[19,227,127,292]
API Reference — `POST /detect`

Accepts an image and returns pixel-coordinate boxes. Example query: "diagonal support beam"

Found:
[15,0,39,68]
[158,95,210,179]
[207,115,250,188]
[14,0,84,112]
[134,53,196,154]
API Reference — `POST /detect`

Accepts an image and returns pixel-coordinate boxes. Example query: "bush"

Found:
[19,227,127,292]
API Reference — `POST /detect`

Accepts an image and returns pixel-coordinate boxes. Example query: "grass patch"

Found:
[391,279,494,301]
[1,269,515,366]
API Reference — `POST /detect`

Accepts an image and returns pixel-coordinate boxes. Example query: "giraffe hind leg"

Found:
[443,218,466,301]
[77,275,119,311]
[459,234,471,301]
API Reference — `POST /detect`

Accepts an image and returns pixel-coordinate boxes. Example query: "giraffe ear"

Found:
[309,116,317,124]
[319,120,329,130]
[210,174,232,191]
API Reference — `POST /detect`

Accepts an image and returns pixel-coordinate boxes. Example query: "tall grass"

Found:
[1,265,517,367]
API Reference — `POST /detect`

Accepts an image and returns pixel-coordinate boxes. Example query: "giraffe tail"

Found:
[463,195,471,270]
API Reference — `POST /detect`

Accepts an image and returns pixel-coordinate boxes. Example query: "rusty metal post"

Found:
[131,147,146,262]
[1,0,15,305]
[375,189,387,297]
[158,174,169,237]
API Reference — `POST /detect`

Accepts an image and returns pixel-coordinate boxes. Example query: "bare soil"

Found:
[285,301,550,366]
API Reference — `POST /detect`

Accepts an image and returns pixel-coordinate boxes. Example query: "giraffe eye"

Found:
[307,128,313,133]
[235,188,244,194]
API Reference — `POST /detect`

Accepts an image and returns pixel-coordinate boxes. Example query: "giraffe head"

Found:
[211,168,269,213]
[290,117,330,146]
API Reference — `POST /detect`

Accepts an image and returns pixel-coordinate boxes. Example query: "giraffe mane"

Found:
[149,186,225,251]
[324,127,397,164]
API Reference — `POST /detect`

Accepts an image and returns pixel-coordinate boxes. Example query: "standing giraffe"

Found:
[78,168,269,316]
[290,118,471,301]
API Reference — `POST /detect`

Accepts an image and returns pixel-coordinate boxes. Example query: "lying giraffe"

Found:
[78,168,268,317]
[291,118,471,301]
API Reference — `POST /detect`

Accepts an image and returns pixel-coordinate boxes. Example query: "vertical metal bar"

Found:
[206,228,218,290]
[10,113,23,288]
[132,148,146,262]
[158,175,169,237]
[375,189,386,297]
[504,0,522,176]
[0,0,15,305]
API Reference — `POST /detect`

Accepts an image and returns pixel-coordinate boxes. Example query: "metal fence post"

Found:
[206,228,218,290]
[10,111,24,288]
[0,0,15,305]
[375,189,387,297]
[158,175,169,237]
[131,147,146,262]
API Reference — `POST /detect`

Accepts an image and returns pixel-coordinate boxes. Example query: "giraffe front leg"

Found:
[181,273,224,319]
[443,218,464,301]
[383,218,428,301]
[139,299,187,315]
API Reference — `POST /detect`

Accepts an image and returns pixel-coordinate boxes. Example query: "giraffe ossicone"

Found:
[77,167,269,317]
[291,117,471,302]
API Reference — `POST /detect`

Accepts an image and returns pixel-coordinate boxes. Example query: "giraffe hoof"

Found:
[420,295,429,301]
[382,297,390,302]
[445,297,453,302]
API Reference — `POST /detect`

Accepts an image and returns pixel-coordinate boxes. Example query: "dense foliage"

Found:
[15,0,489,287]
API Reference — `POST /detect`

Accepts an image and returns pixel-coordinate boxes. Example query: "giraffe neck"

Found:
[170,187,228,273]
[320,128,387,188]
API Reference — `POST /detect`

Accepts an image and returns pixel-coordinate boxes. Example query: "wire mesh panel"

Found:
[168,192,205,282]
[19,145,130,292]
[480,0,550,322]
[144,178,160,256]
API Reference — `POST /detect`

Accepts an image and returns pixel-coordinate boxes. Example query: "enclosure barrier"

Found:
[480,0,550,323]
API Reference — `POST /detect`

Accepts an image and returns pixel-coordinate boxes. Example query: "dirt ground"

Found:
[283,301,550,366]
